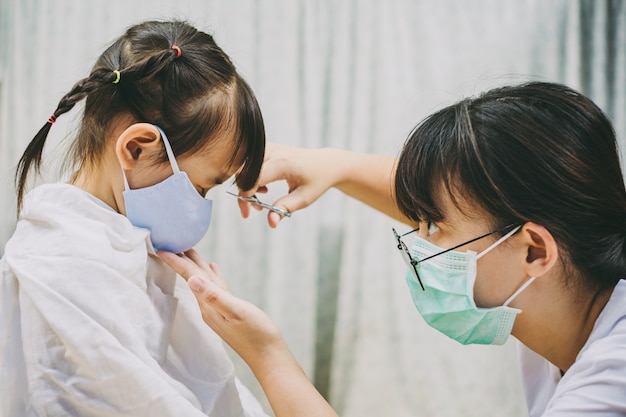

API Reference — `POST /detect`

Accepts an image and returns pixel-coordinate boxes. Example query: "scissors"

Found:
[227,191,292,217]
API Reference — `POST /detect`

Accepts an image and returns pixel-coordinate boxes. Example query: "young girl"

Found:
[0,20,268,416]
[161,82,626,416]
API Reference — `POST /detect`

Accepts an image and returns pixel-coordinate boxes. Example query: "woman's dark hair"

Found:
[395,81,626,291]
[16,19,265,209]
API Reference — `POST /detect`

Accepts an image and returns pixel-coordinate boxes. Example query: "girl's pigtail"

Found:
[15,68,116,211]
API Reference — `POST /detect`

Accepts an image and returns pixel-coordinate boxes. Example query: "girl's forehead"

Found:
[184,133,244,175]
[196,130,240,159]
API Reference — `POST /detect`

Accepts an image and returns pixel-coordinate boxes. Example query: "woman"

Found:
[160,82,626,416]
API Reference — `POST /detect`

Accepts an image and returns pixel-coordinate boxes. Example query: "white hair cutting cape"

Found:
[0,183,267,417]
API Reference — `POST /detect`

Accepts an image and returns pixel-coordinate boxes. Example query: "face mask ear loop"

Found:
[503,276,537,307]
[121,126,179,191]
[122,168,131,191]
[476,225,522,260]
[154,126,181,174]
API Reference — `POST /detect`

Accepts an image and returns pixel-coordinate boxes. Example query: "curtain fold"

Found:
[1,1,624,416]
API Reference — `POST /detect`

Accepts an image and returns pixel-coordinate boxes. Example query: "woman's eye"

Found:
[427,222,439,236]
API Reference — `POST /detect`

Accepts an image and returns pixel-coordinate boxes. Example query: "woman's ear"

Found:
[520,222,559,278]
[115,123,162,171]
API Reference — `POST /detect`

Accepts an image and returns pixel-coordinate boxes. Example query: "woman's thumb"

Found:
[187,275,241,320]
[188,276,207,292]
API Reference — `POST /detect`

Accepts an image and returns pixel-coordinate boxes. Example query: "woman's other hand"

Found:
[157,249,287,366]
[158,249,339,417]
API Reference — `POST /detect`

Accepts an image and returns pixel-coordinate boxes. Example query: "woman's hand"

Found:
[158,249,339,417]
[237,143,345,228]
[237,142,408,227]
[157,249,287,366]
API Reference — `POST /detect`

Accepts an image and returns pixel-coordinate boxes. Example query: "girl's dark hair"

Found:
[395,81,626,291]
[16,19,265,209]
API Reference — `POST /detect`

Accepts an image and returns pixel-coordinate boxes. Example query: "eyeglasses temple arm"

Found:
[416,224,518,265]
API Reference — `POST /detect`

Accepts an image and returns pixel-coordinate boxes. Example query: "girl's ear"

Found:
[115,123,162,171]
[520,222,559,278]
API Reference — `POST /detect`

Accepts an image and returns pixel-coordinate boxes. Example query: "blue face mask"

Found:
[406,226,536,345]
[122,126,213,253]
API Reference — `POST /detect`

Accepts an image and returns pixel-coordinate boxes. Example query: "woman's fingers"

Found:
[267,212,281,228]
[188,275,229,313]
[180,248,207,269]
[185,275,267,358]
[157,249,229,291]
[186,276,242,336]
[157,250,201,281]
[237,198,252,218]
[161,251,289,371]
[157,250,238,322]
[237,143,337,228]
[207,261,228,290]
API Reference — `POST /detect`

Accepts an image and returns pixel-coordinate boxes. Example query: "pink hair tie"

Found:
[48,114,57,125]
[172,45,182,58]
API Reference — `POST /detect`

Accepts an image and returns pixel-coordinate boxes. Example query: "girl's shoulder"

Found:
[5,182,150,273]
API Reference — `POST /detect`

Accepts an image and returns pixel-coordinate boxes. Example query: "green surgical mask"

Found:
[406,226,535,345]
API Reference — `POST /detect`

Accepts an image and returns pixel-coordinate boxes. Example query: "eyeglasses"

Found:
[392,223,519,291]
[227,191,292,217]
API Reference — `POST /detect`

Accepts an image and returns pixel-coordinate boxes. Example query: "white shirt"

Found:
[0,183,267,417]
[519,279,626,416]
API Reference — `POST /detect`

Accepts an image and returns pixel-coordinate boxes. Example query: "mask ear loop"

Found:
[476,225,522,260]
[154,126,180,174]
[503,276,537,307]
[473,224,536,307]
[121,126,180,191]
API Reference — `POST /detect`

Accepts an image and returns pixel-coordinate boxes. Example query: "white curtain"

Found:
[1,1,624,416]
